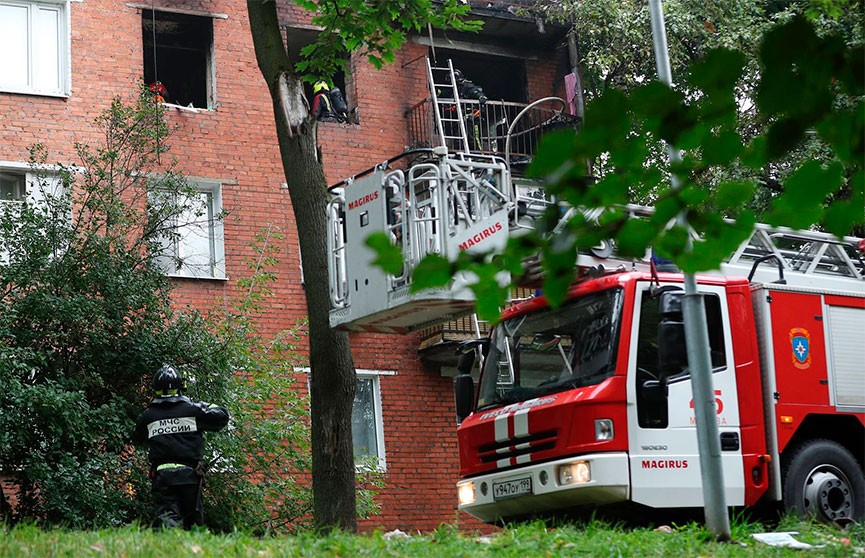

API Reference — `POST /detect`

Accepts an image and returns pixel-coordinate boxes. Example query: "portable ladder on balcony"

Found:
[426,58,471,154]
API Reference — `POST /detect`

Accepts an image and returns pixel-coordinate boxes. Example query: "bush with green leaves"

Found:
[0,91,377,531]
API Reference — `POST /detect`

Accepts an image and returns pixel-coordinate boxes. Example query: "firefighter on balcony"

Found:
[453,69,488,106]
[453,69,489,151]
[131,365,229,529]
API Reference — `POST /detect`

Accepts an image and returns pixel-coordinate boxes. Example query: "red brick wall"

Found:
[0,0,563,533]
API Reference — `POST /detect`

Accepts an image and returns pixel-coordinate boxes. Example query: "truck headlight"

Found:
[457,481,476,506]
[557,461,591,486]
[595,418,614,441]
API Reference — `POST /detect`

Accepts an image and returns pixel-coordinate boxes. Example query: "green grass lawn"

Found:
[1,517,861,557]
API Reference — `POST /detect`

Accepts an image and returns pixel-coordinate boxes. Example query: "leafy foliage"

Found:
[293,0,481,82]
[0,90,376,531]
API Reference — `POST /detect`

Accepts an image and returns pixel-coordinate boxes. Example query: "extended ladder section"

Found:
[426,58,471,154]
[719,225,864,291]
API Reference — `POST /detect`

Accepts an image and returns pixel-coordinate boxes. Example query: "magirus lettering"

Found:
[641,459,688,469]
[348,190,379,210]
[458,222,503,250]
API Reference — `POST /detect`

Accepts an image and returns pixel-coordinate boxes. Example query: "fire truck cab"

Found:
[453,266,865,523]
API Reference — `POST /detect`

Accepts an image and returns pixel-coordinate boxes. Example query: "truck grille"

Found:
[477,430,557,464]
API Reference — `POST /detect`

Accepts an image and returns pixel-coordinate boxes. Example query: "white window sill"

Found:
[0,87,69,98]
[160,102,215,114]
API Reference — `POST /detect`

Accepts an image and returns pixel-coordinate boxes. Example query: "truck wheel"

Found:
[782,439,864,523]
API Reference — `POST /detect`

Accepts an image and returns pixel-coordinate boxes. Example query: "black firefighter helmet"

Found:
[153,364,185,396]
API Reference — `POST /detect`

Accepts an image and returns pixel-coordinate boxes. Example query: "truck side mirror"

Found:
[455,351,476,423]
[657,291,687,378]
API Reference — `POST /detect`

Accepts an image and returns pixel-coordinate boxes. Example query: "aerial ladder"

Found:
[326,63,864,334]
[426,58,471,155]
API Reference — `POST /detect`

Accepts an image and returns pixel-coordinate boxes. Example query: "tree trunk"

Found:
[247,1,357,532]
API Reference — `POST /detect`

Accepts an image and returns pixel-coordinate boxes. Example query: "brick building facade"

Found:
[0,0,569,531]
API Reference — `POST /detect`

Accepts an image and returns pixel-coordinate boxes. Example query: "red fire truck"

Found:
[326,61,865,524]
[451,238,864,524]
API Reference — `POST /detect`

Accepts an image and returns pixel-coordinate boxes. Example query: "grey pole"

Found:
[647,0,731,540]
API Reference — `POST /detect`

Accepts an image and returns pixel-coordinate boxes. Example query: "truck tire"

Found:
[782,439,864,523]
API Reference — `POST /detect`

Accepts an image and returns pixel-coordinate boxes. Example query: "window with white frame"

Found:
[0,164,64,206]
[0,172,26,203]
[153,182,225,279]
[0,164,65,263]
[0,1,69,96]
[353,371,388,470]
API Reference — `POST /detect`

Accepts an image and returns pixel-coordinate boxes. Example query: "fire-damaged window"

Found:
[284,25,354,122]
[142,9,215,109]
[432,48,528,103]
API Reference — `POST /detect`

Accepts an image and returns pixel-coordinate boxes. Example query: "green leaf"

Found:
[364,232,403,276]
[409,254,453,292]
[823,170,864,237]
[528,130,578,178]
[615,219,657,258]
[701,130,743,166]
[714,180,755,211]
[815,103,865,165]
[687,48,746,100]
[767,161,843,229]
[741,136,767,169]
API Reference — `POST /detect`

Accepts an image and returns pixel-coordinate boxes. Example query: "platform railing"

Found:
[405,98,580,164]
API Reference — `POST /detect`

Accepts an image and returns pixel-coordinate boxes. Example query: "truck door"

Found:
[627,284,745,508]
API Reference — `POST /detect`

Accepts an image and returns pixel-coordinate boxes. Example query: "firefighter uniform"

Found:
[131,366,229,529]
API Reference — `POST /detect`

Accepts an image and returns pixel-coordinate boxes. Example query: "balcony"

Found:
[405,97,580,172]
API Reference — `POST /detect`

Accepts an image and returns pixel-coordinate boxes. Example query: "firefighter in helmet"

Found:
[148,81,169,103]
[312,81,335,121]
[131,365,229,529]
[452,69,487,105]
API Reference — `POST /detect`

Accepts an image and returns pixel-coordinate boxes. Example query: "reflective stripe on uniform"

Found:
[156,463,190,471]
[146,416,197,438]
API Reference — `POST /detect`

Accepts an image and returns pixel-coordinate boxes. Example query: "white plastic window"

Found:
[353,371,388,471]
[0,165,65,263]
[154,183,225,279]
[0,1,69,96]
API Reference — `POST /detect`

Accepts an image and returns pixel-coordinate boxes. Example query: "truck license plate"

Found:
[493,476,532,500]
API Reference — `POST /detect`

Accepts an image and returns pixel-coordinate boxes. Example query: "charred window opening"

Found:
[432,48,527,103]
[142,10,214,109]
[284,25,353,121]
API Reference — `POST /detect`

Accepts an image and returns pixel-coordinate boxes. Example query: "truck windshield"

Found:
[476,289,624,410]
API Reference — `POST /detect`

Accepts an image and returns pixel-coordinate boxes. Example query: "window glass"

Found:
[34,6,60,90]
[635,290,727,379]
[153,183,224,279]
[476,289,624,410]
[352,377,379,463]
[0,1,67,95]
[0,4,31,88]
[0,173,26,202]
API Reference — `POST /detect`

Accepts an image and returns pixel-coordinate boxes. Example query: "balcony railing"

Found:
[405,98,580,168]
